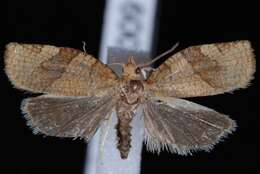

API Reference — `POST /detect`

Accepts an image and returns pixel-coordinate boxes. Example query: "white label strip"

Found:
[100,0,157,62]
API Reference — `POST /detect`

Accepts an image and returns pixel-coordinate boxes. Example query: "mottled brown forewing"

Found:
[146,41,255,98]
[4,43,118,96]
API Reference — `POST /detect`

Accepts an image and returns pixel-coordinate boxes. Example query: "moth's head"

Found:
[121,42,179,80]
[122,56,143,80]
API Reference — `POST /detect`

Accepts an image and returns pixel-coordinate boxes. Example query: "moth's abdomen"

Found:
[116,112,133,159]
[116,79,143,158]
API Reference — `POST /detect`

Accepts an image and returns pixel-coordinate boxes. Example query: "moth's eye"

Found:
[135,68,141,74]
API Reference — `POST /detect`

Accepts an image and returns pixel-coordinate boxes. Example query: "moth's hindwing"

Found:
[22,95,116,140]
[143,97,236,155]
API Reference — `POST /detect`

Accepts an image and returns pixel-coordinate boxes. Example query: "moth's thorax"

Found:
[122,56,143,80]
[119,79,145,105]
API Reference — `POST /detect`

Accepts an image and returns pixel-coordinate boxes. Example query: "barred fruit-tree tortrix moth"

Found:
[4,41,255,159]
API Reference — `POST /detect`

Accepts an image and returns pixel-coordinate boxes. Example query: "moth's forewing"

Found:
[143,97,236,155]
[146,41,255,98]
[4,43,118,96]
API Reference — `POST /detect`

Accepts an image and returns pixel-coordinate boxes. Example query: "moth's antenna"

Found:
[137,42,179,68]
[82,41,87,53]
[108,62,124,68]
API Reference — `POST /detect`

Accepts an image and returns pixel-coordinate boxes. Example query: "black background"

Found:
[1,0,258,174]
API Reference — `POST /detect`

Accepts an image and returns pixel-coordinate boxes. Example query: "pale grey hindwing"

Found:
[143,97,236,155]
[21,95,115,140]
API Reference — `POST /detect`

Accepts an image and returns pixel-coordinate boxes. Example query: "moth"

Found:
[4,41,255,159]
